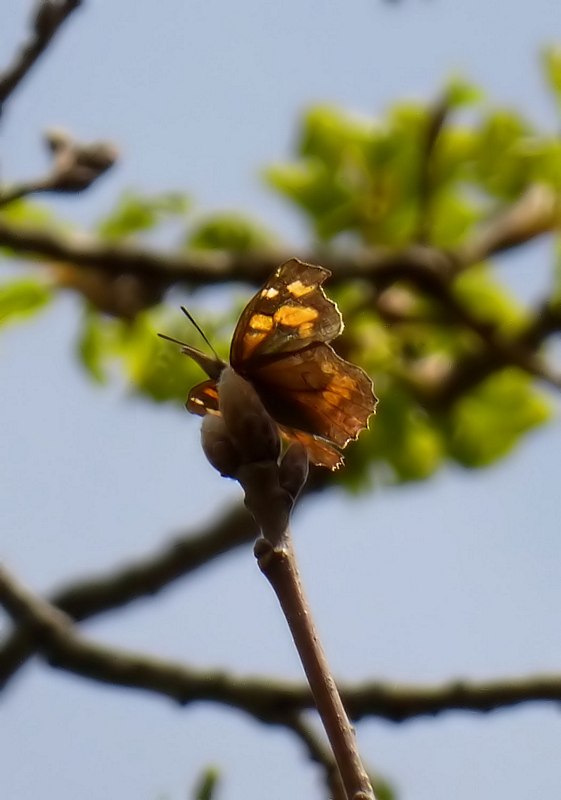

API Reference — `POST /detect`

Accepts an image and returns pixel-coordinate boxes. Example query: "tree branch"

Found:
[405,280,561,405]
[1,562,561,726]
[0,0,82,114]
[0,216,457,288]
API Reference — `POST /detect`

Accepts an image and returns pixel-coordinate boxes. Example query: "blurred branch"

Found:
[0,0,82,115]
[0,502,257,691]
[416,92,451,243]
[1,562,561,725]
[0,185,558,289]
[0,218,456,287]
[406,278,561,405]
[456,184,561,268]
[284,714,348,800]
[1,202,560,403]
[286,716,390,800]
[0,129,118,208]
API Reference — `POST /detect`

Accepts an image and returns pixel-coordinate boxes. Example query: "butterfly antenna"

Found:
[180,306,220,360]
[157,332,190,348]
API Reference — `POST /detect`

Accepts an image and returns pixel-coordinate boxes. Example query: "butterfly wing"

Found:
[278,427,344,470]
[230,259,343,366]
[250,343,376,450]
[187,379,220,416]
[188,376,344,468]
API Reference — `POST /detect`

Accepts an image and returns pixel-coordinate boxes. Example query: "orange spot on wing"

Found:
[249,313,274,332]
[287,280,314,298]
[274,305,318,327]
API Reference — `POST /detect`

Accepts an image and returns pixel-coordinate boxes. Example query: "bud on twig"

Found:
[43,127,118,193]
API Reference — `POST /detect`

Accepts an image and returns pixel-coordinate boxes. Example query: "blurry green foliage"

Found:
[96,190,190,240]
[2,61,558,489]
[0,198,57,229]
[453,266,529,334]
[77,310,113,383]
[542,45,561,113]
[191,767,220,800]
[443,369,550,467]
[187,211,277,252]
[0,278,52,326]
[552,240,561,305]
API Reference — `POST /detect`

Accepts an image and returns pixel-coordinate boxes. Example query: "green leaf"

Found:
[368,387,444,483]
[453,265,528,334]
[0,278,52,326]
[266,160,354,241]
[0,198,57,228]
[426,189,480,247]
[298,105,374,166]
[444,369,550,467]
[542,45,561,112]
[191,767,220,800]
[187,212,276,252]
[552,237,561,304]
[473,109,536,200]
[76,311,108,383]
[445,75,484,108]
[96,190,190,240]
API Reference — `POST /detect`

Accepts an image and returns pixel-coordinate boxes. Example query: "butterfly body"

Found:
[174,259,377,470]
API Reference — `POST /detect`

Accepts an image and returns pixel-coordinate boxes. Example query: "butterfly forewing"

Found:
[230,259,343,366]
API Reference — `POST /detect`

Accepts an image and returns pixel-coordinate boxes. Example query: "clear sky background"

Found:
[1,1,560,799]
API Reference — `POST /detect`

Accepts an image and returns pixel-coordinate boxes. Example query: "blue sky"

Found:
[1,1,560,799]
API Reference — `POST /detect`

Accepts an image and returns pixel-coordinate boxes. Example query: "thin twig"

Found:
[0,178,54,208]
[455,184,561,268]
[254,534,375,800]
[416,92,451,243]
[0,0,82,114]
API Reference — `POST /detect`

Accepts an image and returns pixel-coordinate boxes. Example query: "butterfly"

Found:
[159,258,377,469]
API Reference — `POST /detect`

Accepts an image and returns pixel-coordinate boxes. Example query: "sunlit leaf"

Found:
[97,190,190,240]
[542,45,561,112]
[191,767,220,800]
[76,311,108,383]
[445,75,484,108]
[444,369,550,467]
[453,266,528,334]
[187,212,276,252]
[0,278,52,326]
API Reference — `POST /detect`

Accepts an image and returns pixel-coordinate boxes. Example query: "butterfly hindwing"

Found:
[187,379,220,417]
[250,343,376,448]
[278,427,344,470]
